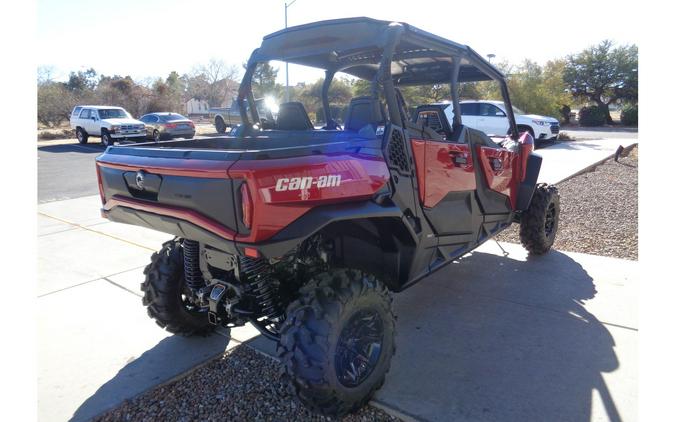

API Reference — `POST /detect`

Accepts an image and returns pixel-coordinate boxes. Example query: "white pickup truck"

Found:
[70,105,146,147]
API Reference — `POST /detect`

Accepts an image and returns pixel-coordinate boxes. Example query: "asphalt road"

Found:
[36,128,637,203]
[38,142,108,203]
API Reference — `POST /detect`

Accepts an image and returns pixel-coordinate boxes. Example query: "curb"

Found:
[371,399,426,422]
[551,141,638,185]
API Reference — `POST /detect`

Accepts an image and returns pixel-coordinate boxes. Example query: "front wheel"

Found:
[278,269,396,417]
[101,131,113,147]
[519,184,560,254]
[141,239,215,336]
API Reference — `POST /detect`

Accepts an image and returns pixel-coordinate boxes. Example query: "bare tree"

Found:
[37,65,55,86]
[190,59,241,107]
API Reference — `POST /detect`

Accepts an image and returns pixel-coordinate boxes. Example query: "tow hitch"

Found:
[207,284,227,325]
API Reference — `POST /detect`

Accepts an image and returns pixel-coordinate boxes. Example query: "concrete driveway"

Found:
[37,133,638,421]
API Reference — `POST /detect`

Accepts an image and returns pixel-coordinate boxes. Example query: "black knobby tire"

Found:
[141,239,215,336]
[215,117,226,133]
[277,269,396,417]
[76,127,88,144]
[519,184,560,254]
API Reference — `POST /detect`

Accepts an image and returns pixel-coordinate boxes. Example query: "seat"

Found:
[275,102,314,131]
[344,97,385,132]
[413,105,453,139]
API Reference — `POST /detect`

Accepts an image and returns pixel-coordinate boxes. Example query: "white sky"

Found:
[37,0,639,85]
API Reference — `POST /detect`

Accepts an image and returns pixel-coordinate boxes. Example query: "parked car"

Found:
[139,112,196,142]
[70,105,146,147]
[95,17,560,417]
[210,98,278,133]
[437,100,560,147]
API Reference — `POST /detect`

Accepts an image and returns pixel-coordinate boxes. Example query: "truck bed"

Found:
[95,129,390,252]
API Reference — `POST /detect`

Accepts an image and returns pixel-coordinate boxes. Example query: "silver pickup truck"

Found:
[210,98,277,133]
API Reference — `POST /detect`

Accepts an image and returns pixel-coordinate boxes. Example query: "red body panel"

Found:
[97,152,389,244]
[475,146,519,208]
[411,132,535,211]
[230,154,390,242]
[410,139,475,208]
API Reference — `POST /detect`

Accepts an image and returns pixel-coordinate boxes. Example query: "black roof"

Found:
[253,17,503,85]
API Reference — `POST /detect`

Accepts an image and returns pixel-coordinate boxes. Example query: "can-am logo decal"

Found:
[274,175,342,192]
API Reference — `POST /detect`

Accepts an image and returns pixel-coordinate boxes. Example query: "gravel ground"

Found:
[94,345,400,422]
[498,145,638,260]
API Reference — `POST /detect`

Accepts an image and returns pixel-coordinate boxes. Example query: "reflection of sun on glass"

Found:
[265,97,279,114]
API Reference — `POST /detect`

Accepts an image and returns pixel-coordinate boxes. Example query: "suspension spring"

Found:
[182,239,205,291]
[240,257,283,320]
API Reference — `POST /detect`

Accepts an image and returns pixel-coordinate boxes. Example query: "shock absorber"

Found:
[240,256,283,320]
[182,239,205,291]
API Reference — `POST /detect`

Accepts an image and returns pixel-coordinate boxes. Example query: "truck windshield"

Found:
[98,109,130,119]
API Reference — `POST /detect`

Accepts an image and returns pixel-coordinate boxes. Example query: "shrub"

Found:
[578,106,606,126]
[560,105,571,124]
[620,105,638,126]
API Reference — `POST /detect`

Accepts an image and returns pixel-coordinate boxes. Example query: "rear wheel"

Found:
[215,117,226,133]
[76,127,88,144]
[141,239,215,336]
[519,184,560,254]
[278,268,396,417]
[153,130,161,142]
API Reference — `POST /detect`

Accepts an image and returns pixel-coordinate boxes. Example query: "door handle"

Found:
[448,150,468,165]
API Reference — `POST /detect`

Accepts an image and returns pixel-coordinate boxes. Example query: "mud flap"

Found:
[515,153,542,211]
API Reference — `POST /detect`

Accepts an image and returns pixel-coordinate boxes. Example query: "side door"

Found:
[410,126,481,238]
[141,115,158,137]
[89,109,101,135]
[79,108,92,132]
[479,103,510,136]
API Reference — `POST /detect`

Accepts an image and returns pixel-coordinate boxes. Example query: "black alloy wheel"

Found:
[335,309,385,387]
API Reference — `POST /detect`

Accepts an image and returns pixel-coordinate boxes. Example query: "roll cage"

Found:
[236,17,519,139]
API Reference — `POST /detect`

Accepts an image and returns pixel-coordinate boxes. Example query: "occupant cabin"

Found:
[234,17,519,143]
[147,17,520,152]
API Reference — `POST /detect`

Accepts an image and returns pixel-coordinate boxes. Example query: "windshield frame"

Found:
[98,108,130,119]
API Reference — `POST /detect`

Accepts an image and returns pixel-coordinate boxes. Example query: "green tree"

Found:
[66,68,98,93]
[250,62,282,99]
[147,71,187,113]
[563,40,638,123]
[96,75,149,117]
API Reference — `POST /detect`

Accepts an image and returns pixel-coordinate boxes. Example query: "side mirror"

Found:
[91,116,97,121]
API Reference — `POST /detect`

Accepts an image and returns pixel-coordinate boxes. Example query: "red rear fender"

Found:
[230,153,390,242]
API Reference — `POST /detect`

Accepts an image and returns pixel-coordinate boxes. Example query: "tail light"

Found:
[240,182,253,229]
[95,164,106,205]
[188,121,195,128]
[165,123,177,129]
